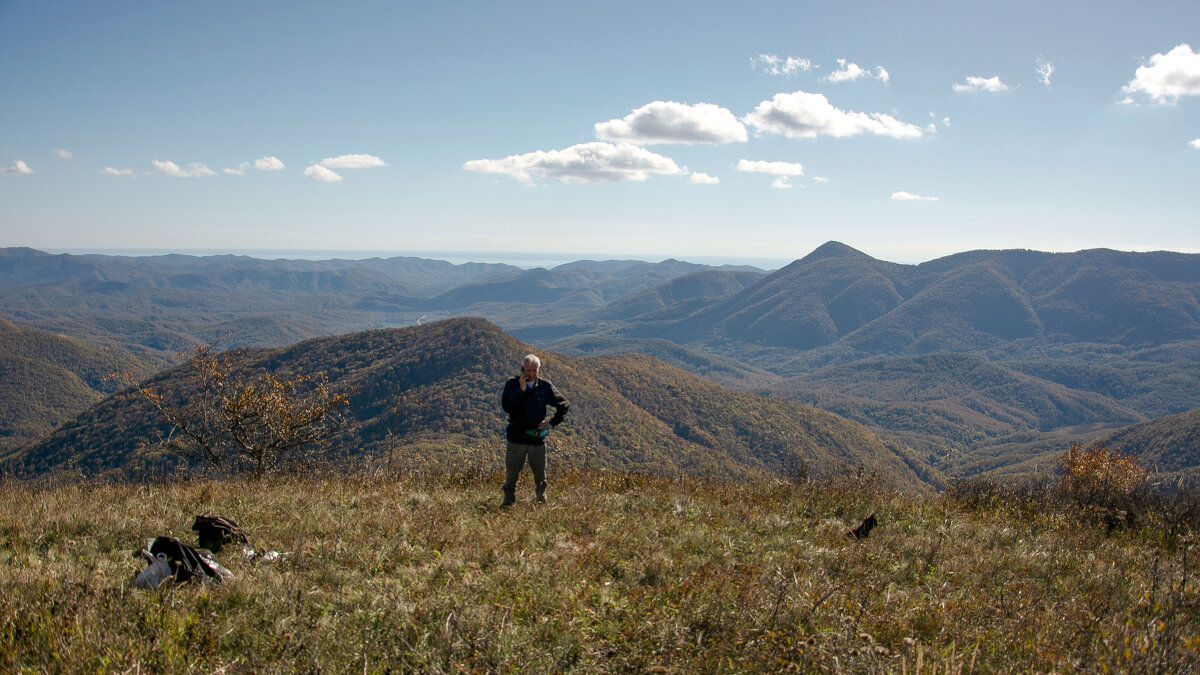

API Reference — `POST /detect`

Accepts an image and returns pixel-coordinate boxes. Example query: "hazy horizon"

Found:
[33,246,795,270]
[24,240,1200,272]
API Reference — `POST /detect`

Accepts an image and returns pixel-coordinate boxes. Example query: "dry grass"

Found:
[1,467,1197,673]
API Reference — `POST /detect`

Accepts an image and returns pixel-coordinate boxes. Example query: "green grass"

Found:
[1,468,1196,673]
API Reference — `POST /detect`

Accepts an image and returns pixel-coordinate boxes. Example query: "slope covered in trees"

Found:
[7,318,930,489]
[0,317,150,452]
[1098,407,1200,483]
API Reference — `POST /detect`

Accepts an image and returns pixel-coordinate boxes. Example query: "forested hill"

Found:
[0,317,150,453]
[6,318,931,490]
[1098,407,1200,483]
[625,242,1200,356]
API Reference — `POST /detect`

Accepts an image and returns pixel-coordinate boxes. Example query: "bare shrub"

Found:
[125,341,349,476]
[1054,442,1147,516]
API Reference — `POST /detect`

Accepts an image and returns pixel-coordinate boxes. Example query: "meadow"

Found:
[1,466,1196,673]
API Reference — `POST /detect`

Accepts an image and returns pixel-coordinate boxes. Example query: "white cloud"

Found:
[688,172,720,184]
[735,160,805,189]
[225,156,285,176]
[101,167,135,177]
[463,142,684,184]
[53,148,72,159]
[254,156,286,171]
[2,160,34,174]
[743,90,925,139]
[595,101,747,145]
[824,59,890,84]
[304,164,343,182]
[1123,44,1200,104]
[319,154,386,169]
[753,54,814,76]
[891,191,939,201]
[1190,138,1200,149]
[1036,59,1054,88]
[952,76,1011,93]
[813,176,830,183]
[735,159,805,176]
[152,159,214,178]
[926,112,950,130]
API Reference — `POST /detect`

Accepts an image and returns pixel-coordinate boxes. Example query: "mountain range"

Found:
[2,243,1197,484]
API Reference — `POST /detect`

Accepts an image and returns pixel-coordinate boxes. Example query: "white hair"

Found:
[522,354,541,368]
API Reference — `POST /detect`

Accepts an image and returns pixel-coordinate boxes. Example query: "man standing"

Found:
[500,354,569,507]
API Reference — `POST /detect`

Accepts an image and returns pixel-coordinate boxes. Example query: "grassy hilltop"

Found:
[1,469,1196,673]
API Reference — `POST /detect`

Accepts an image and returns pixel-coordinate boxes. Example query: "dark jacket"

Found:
[501,377,569,445]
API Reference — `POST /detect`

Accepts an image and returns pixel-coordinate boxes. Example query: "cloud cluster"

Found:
[1123,43,1200,104]
[319,154,388,169]
[735,159,805,176]
[1036,59,1054,88]
[225,155,288,176]
[152,159,215,178]
[255,156,285,171]
[891,191,939,201]
[953,76,1011,93]
[467,58,928,189]
[754,54,814,76]
[304,154,387,182]
[825,59,889,84]
[463,142,683,184]
[2,160,34,175]
[595,101,747,145]
[304,165,343,183]
[53,148,72,159]
[736,159,806,189]
[1190,139,1200,149]
[90,153,384,183]
[744,90,925,139]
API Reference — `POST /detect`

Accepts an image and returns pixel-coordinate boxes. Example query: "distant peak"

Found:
[799,241,871,263]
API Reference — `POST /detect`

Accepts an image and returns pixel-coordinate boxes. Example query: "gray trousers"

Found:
[502,440,546,498]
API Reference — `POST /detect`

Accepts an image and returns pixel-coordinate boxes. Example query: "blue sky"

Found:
[1,1,1198,265]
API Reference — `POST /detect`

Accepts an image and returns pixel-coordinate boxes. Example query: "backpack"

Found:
[134,536,231,586]
[192,514,249,553]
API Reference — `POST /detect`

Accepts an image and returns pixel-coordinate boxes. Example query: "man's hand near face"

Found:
[520,363,539,390]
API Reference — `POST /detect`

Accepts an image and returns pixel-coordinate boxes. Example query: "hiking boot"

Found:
[535,482,548,504]
[500,490,515,508]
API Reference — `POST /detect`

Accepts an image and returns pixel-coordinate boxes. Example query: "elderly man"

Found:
[500,353,569,506]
